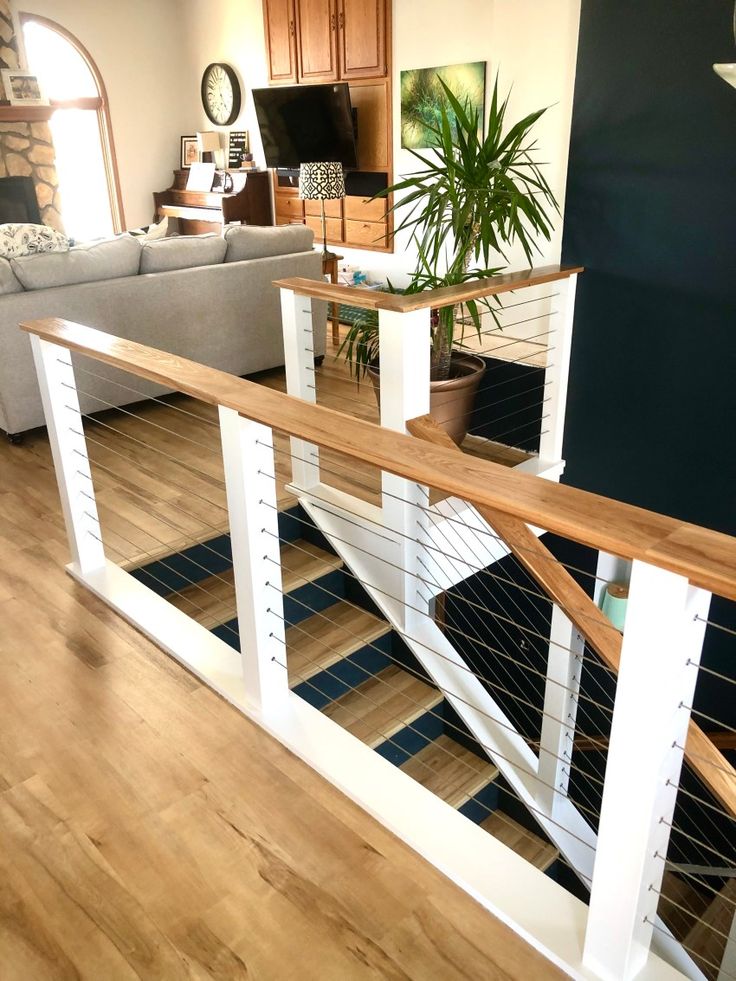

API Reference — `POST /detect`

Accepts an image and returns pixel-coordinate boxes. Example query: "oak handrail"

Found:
[20,317,736,602]
[273,263,584,313]
[407,413,736,820]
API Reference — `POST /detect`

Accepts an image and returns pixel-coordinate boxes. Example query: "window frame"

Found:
[19,12,126,232]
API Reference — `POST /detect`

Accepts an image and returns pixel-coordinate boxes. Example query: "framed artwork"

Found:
[180,135,198,169]
[400,61,486,150]
[1,69,48,107]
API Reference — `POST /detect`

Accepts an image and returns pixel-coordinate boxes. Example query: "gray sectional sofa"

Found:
[0,224,327,438]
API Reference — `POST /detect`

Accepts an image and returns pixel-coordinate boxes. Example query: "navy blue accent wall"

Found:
[561,0,736,536]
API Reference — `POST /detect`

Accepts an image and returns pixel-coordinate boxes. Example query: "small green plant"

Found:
[341,75,558,382]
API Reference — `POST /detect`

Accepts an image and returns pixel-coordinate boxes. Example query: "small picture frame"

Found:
[1,70,48,107]
[180,135,198,169]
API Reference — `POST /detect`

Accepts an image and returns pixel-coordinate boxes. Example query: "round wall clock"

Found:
[201,63,241,126]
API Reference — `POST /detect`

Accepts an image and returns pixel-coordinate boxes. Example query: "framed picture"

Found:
[400,61,486,149]
[1,69,48,107]
[180,135,198,169]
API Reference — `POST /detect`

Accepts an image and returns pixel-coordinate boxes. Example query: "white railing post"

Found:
[280,287,319,490]
[219,406,289,712]
[29,335,105,575]
[377,308,431,629]
[583,559,711,981]
[537,605,584,813]
[539,272,577,466]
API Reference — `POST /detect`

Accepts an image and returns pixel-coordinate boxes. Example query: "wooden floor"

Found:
[0,340,562,979]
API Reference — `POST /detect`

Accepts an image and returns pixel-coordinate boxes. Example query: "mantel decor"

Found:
[0,69,48,107]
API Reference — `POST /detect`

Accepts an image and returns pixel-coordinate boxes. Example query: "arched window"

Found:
[20,14,125,240]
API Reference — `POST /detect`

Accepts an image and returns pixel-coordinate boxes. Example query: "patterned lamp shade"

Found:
[298,161,345,201]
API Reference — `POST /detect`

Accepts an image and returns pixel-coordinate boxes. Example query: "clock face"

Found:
[201,63,241,126]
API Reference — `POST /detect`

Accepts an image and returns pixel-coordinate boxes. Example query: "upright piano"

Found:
[153,169,272,235]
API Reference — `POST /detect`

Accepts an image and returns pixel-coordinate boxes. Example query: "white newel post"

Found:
[583,560,711,981]
[538,273,577,466]
[280,287,319,490]
[219,406,289,712]
[30,336,105,575]
[537,605,584,813]
[378,308,431,629]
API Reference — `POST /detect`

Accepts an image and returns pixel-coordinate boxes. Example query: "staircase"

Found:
[129,503,561,878]
[128,501,736,979]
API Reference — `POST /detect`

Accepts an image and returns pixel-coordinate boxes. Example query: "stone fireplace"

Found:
[0,0,64,231]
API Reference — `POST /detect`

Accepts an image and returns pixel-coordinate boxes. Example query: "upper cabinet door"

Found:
[263,0,298,84]
[338,0,386,80]
[296,0,339,82]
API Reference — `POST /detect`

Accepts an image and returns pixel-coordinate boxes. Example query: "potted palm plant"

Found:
[340,76,558,443]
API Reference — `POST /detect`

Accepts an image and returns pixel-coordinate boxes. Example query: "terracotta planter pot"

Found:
[368,352,486,445]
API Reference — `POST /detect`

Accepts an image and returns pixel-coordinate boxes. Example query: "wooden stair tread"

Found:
[480,811,558,872]
[287,601,390,687]
[683,877,736,977]
[322,665,442,749]
[166,540,342,630]
[120,521,230,572]
[400,735,498,808]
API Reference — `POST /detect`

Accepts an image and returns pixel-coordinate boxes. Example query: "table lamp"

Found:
[298,161,345,258]
[197,131,220,164]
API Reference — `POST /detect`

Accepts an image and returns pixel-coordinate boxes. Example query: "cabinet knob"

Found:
[289,19,295,35]
[330,12,336,30]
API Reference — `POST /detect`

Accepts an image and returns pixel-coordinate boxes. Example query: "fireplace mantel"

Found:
[0,100,53,122]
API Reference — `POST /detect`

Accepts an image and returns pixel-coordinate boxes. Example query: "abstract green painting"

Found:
[400,61,486,150]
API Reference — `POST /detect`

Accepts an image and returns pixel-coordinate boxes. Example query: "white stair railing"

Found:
[25,314,736,981]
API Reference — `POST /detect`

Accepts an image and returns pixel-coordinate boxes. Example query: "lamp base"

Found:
[320,247,340,261]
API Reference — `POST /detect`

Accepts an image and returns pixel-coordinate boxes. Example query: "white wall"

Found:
[16,0,195,229]
[179,0,270,171]
[347,0,581,281]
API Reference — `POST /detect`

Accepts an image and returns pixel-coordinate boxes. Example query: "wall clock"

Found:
[201,63,241,126]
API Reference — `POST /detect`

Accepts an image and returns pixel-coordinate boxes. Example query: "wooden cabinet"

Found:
[263,0,392,251]
[338,0,386,80]
[263,0,298,84]
[265,0,386,84]
[273,175,389,250]
[296,0,338,81]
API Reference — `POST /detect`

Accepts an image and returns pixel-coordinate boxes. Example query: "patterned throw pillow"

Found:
[0,223,69,259]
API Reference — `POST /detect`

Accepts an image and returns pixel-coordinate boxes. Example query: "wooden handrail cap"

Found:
[273,264,584,313]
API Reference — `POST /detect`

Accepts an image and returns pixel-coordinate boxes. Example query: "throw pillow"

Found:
[128,217,169,241]
[0,223,69,259]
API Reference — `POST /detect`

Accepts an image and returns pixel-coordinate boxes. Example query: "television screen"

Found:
[252,83,357,170]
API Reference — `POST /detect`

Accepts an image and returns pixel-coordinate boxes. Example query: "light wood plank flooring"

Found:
[0,396,563,979]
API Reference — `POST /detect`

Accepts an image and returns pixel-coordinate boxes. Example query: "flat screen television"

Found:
[252,82,358,170]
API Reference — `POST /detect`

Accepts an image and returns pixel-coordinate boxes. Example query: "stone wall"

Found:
[0,0,64,231]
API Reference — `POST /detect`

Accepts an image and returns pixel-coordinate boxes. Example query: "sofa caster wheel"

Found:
[7,432,24,445]
[314,355,325,367]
